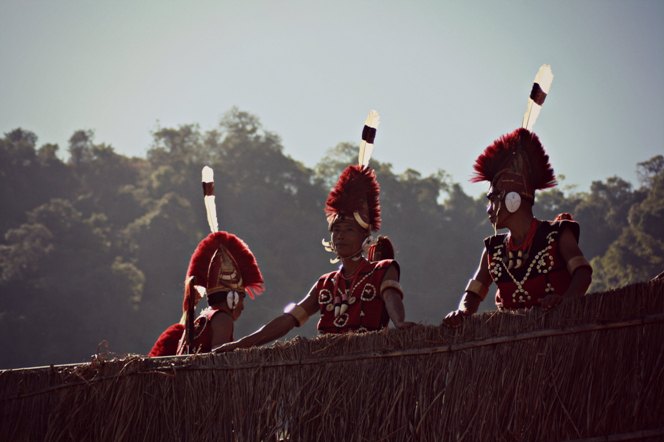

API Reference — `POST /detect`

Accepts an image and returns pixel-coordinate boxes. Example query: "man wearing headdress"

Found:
[215,112,413,352]
[149,168,264,356]
[443,66,592,328]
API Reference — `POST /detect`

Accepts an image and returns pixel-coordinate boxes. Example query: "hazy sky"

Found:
[1,0,662,196]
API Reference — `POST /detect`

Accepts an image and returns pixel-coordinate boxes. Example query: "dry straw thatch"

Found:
[2,279,664,441]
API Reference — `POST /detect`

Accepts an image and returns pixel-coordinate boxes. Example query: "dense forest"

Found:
[1,108,662,369]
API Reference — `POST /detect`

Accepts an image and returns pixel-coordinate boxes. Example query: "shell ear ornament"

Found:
[227,291,239,310]
[505,192,522,213]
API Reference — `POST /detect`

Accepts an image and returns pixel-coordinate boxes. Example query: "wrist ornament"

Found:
[465,279,489,301]
[566,255,591,275]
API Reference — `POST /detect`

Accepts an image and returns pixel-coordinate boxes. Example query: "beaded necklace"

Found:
[333,259,368,315]
[504,218,539,269]
[499,229,557,304]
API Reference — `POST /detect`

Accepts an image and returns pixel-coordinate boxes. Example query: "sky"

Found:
[1,0,663,196]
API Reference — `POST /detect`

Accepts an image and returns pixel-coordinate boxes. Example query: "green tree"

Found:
[0,129,75,234]
[0,199,142,368]
[591,156,664,290]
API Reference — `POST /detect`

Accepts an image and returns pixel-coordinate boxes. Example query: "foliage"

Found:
[0,114,661,368]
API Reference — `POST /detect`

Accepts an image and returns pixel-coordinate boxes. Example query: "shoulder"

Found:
[198,307,221,320]
[314,270,338,287]
[369,258,399,274]
[372,259,397,270]
[208,310,233,326]
[543,219,580,242]
[484,233,507,249]
[370,259,400,281]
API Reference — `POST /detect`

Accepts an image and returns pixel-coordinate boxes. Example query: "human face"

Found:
[486,186,507,228]
[331,218,368,259]
[231,292,246,321]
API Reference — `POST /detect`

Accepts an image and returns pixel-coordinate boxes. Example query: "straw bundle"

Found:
[1,279,663,441]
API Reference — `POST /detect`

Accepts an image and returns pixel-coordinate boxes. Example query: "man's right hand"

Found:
[442,309,468,328]
[213,341,240,353]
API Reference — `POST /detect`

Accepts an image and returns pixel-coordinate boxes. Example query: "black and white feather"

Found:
[358,110,380,168]
[522,65,554,131]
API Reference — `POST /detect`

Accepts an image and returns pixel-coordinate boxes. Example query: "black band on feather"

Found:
[362,126,377,144]
[202,182,215,196]
[530,83,547,105]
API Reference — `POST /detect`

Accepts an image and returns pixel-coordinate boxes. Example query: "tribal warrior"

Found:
[443,66,592,327]
[148,167,264,356]
[215,111,413,352]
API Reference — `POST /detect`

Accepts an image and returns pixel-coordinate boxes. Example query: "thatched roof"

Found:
[2,279,664,441]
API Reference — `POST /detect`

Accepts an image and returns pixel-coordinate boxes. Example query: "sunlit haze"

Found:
[1,0,662,195]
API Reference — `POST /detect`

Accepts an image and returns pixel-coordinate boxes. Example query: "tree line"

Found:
[1,108,662,368]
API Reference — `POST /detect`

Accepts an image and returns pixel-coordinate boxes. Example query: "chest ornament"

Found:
[493,230,559,305]
[318,289,332,305]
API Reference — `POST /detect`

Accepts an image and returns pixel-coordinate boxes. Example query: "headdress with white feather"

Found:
[471,65,556,201]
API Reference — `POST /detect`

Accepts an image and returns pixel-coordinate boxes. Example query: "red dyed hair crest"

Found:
[325,165,381,231]
[472,128,556,198]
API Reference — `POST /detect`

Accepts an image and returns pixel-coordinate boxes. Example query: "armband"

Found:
[380,280,404,298]
[465,279,489,301]
[567,255,591,275]
[284,303,309,327]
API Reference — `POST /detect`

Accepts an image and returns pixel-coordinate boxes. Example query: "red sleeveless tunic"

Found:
[485,220,579,310]
[315,259,399,333]
[182,307,233,354]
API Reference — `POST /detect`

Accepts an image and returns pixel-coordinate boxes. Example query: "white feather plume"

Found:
[201,166,219,233]
[358,110,381,167]
[522,64,554,131]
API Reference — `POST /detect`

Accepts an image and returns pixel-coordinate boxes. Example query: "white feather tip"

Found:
[534,64,554,94]
[364,110,380,129]
[202,166,214,183]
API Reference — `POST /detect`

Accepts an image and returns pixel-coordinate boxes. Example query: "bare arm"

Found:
[443,248,491,328]
[381,264,414,329]
[213,285,319,353]
[540,228,592,309]
[559,229,592,297]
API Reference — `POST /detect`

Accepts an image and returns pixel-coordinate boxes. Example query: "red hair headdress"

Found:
[325,165,381,231]
[186,231,264,300]
[324,110,383,231]
[471,128,556,199]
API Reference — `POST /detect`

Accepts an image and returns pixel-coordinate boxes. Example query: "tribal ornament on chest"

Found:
[318,271,378,328]
[489,231,558,303]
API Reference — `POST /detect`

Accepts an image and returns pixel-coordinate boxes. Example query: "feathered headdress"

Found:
[195,165,263,298]
[149,166,264,356]
[178,166,263,353]
[186,231,264,300]
[471,65,556,199]
[472,128,556,199]
[324,110,382,231]
[325,165,381,231]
